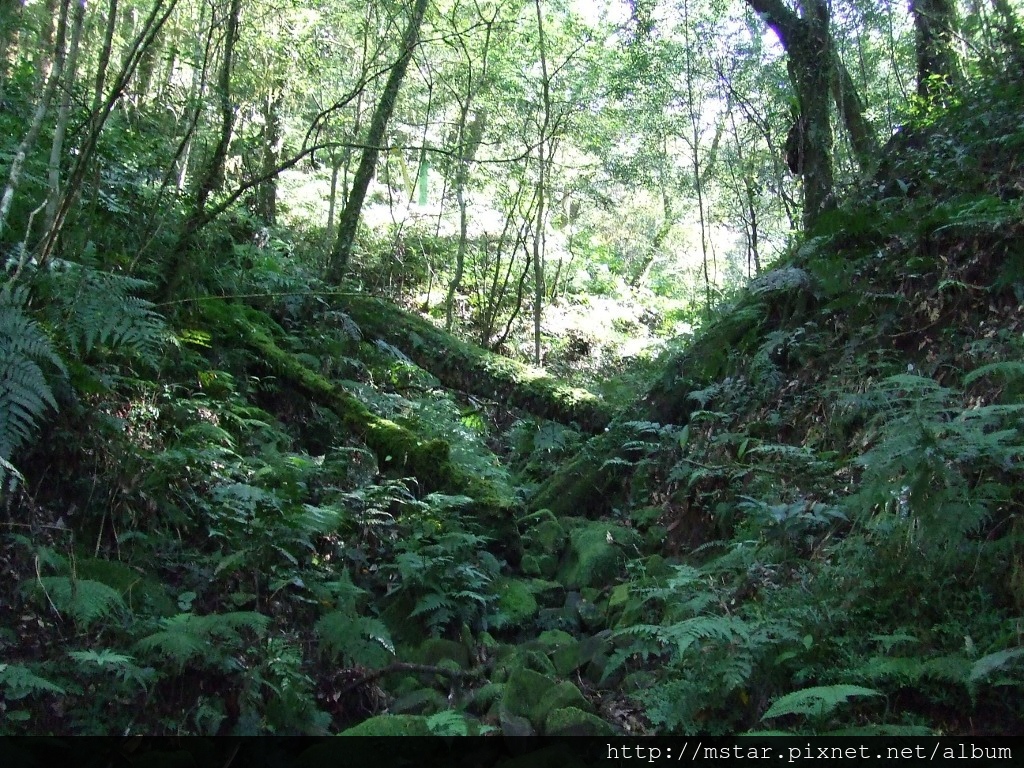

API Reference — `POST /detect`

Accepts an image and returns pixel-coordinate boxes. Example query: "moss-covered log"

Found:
[204,301,522,555]
[342,295,611,433]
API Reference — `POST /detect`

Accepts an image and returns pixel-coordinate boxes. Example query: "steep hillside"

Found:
[528,72,1024,734]
[2,75,1023,737]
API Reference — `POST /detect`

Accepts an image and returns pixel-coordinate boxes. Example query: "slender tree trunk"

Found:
[154,0,238,297]
[532,0,551,366]
[35,0,179,267]
[255,85,284,224]
[0,0,24,101]
[0,0,70,239]
[43,0,86,237]
[829,54,879,173]
[328,0,430,282]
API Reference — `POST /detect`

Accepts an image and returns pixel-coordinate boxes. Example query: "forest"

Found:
[1,0,1023,737]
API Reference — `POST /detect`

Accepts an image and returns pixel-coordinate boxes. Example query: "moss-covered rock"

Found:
[557,520,641,589]
[389,688,449,715]
[535,681,593,725]
[465,682,505,715]
[536,629,575,648]
[526,518,567,554]
[411,637,471,669]
[544,706,617,736]
[521,553,558,579]
[340,714,433,736]
[501,666,558,723]
[495,578,539,628]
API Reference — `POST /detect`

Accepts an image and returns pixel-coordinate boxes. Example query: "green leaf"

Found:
[968,647,1024,683]
[762,685,882,721]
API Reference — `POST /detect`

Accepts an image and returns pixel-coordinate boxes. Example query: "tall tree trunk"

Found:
[255,85,284,224]
[0,0,70,239]
[0,0,24,101]
[328,0,430,282]
[911,0,961,99]
[532,0,550,367]
[155,0,239,297]
[43,0,86,237]
[746,0,836,230]
[35,0,179,267]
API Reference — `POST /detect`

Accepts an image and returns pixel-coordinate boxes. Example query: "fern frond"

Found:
[315,610,394,668]
[762,685,881,721]
[47,262,167,367]
[0,287,63,481]
[0,662,67,698]
[968,647,1024,684]
[135,611,270,669]
[29,577,125,629]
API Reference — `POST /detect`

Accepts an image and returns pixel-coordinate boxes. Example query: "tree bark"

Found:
[0,0,69,239]
[745,0,837,230]
[43,0,86,237]
[328,0,430,282]
[911,0,961,100]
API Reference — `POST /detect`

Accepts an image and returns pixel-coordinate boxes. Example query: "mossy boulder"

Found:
[536,629,575,649]
[495,578,539,628]
[545,706,617,736]
[411,637,471,669]
[521,553,558,579]
[535,681,593,724]
[501,666,558,724]
[465,682,504,715]
[526,518,567,554]
[389,688,448,715]
[557,520,641,589]
[340,714,433,736]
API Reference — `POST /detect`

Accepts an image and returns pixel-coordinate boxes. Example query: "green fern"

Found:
[0,662,67,698]
[136,611,270,669]
[762,684,882,721]
[0,286,64,483]
[46,261,167,367]
[27,576,126,629]
[315,609,395,668]
[968,647,1024,684]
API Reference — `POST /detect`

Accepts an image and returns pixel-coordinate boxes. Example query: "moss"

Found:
[536,629,574,648]
[544,706,617,736]
[211,301,522,553]
[340,714,433,736]
[501,666,557,723]
[496,578,539,628]
[412,638,470,669]
[343,295,612,432]
[557,520,641,589]
[535,681,592,725]
[526,519,567,554]
[389,688,449,715]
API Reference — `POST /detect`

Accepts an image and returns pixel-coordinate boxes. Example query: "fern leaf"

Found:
[0,287,63,480]
[30,576,125,629]
[315,610,394,668]
[762,685,881,721]
[968,647,1024,683]
[0,662,67,698]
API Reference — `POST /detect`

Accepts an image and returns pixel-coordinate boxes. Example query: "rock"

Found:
[340,714,433,736]
[557,520,640,589]
[495,577,539,628]
[501,666,558,722]
[544,706,617,736]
